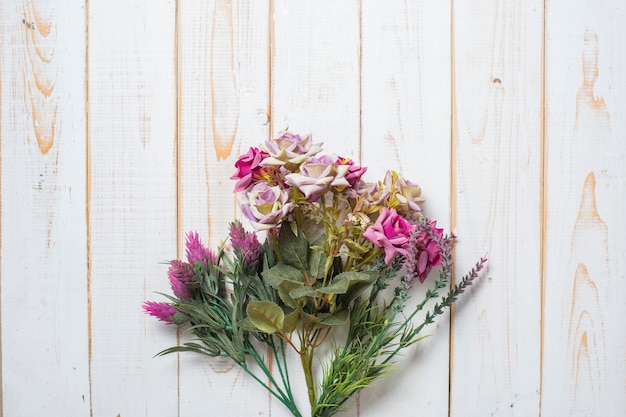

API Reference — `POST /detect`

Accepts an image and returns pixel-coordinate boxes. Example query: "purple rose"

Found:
[344,181,389,214]
[261,132,323,167]
[239,183,294,230]
[285,155,350,199]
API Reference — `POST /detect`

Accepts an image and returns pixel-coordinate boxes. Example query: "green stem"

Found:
[301,346,316,409]
[245,345,303,417]
[269,337,297,404]
[352,247,382,271]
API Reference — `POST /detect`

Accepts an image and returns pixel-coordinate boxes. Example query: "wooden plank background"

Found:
[1,1,624,416]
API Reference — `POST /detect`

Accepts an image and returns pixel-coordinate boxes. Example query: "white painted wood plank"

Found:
[88,1,179,415]
[450,1,543,415]
[271,0,361,160]
[178,1,272,415]
[2,2,622,417]
[543,1,626,415]
[360,1,452,416]
[0,1,90,415]
[270,1,361,415]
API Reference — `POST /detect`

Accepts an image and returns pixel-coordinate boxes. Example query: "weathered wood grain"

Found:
[543,1,626,414]
[0,1,624,416]
[270,1,362,415]
[271,0,361,159]
[0,0,90,415]
[450,1,543,415]
[360,1,452,415]
[87,1,178,416]
[178,1,271,415]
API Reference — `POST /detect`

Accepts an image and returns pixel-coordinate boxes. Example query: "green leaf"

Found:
[318,274,350,294]
[289,285,317,299]
[343,238,371,255]
[282,308,300,333]
[320,309,349,326]
[157,342,220,357]
[246,301,284,334]
[300,310,325,325]
[262,240,277,269]
[262,263,305,289]
[324,255,335,278]
[308,235,327,279]
[236,317,258,331]
[342,271,378,304]
[278,222,309,270]
[278,280,302,308]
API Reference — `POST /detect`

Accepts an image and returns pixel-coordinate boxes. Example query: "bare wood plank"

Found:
[543,2,626,414]
[360,1,452,415]
[450,1,543,415]
[87,1,179,415]
[178,1,272,415]
[0,0,90,415]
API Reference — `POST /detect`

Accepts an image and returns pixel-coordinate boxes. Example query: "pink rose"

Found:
[261,132,323,167]
[285,155,350,199]
[231,147,269,192]
[239,183,294,231]
[407,220,444,283]
[336,157,367,186]
[363,207,415,264]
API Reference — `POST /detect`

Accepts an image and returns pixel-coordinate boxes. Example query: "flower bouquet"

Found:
[144,132,486,417]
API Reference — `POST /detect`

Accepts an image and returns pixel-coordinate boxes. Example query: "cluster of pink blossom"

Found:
[231,132,439,273]
[228,219,262,273]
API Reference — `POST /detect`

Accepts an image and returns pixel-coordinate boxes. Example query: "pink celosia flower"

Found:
[168,260,195,299]
[185,232,217,266]
[230,147,270,192]
[229,220,262,271]
[238,183,294,231]
[406,219,444,283]
[261,132,323,167]
[143,301,177,324]
[336,157,367,187]
[285,155,350,199]
[363,207,415,264]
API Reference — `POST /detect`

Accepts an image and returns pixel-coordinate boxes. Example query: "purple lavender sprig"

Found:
[391,218,455,316]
